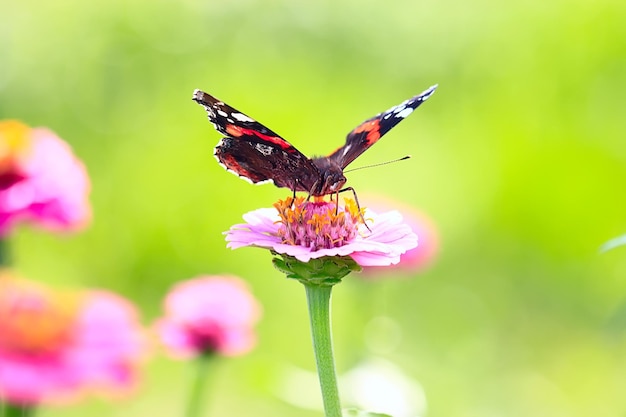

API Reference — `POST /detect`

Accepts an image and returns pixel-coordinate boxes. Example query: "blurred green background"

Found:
[3,0,626,415]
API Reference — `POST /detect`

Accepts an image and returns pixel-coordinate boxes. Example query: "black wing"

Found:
[328,84,437,168]
[192,90,321,192]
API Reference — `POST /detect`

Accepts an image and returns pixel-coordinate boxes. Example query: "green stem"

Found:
[304,284,342,417]
[185,353,213,417]
[2,403,36,417]
[0,238,9,267]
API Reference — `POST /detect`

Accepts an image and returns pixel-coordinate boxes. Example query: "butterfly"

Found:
[192,85,437,198]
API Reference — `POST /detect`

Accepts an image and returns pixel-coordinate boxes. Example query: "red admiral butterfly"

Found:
[192,85,437,197]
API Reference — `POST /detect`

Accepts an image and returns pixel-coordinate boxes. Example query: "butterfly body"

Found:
[193,85,437,196]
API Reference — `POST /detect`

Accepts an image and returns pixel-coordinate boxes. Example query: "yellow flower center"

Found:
[274,196,365,250]
[0,277,80,354]
[0,120,32,174]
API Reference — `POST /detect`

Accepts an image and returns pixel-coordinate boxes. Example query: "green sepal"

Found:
[272,252,361,286]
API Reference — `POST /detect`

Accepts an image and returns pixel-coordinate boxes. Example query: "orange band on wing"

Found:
[226,125,245,137]
[353,119,381,145]
[366,130,381,144]
[225,124,293,151]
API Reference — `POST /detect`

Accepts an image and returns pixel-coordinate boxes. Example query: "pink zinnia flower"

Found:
[0,120,91,236]
[226,197,417,267]
[155,276,262,358]
[0,275,145,406]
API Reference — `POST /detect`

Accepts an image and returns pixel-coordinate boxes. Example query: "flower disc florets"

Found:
[275,197,362,251]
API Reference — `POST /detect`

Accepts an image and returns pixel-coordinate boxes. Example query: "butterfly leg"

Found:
[306,179,321,202]
[336,187,372,232]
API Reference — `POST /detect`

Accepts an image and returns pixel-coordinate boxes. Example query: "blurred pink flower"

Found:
[0,275,146,406]
[226,197,417,267]
[360,196,439,276]
[0,120,91,236]
[155,276,262,358]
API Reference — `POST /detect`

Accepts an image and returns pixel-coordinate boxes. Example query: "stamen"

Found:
[274,196,365,251]
[0,281,80,354]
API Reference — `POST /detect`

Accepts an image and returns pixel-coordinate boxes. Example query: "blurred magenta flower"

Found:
[0,275,146,406]
[0,120,91,236]
[226,197,417,267]
[155,275,262,358]
[360,195,439,276]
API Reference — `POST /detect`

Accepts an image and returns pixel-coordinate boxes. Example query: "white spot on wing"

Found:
[389,100,410,114]
[232,112,255,122]
[395,107,414,118]
[254,143,274,156]
[217,110,228,117]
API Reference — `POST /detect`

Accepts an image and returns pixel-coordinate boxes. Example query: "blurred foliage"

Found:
[2,0,626,415]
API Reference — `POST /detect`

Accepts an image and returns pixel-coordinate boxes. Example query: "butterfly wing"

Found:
[328,84,437,168]
[192,90,320,192]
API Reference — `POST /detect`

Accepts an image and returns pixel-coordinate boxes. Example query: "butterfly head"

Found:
[322,171,347,195]
[311,157,347,196]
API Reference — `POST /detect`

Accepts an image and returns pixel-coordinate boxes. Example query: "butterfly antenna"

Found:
[343,155,411,173]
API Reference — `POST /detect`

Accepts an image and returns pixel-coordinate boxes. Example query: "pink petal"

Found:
[154,276,261,357]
